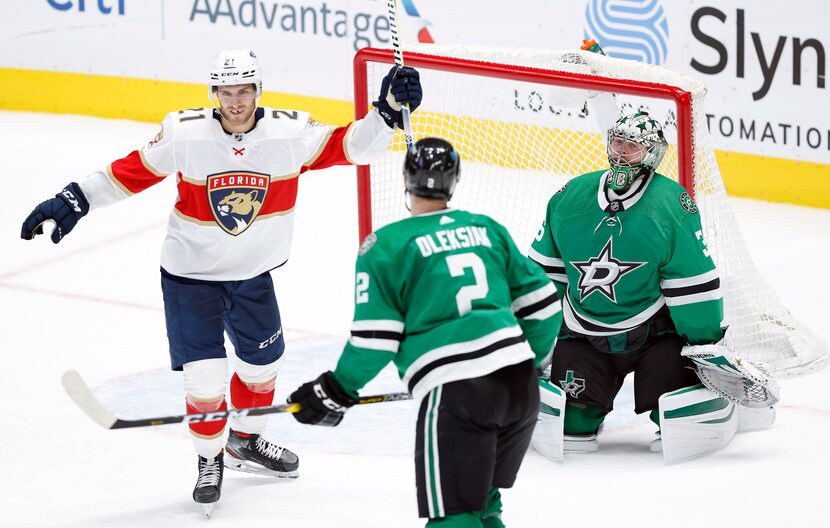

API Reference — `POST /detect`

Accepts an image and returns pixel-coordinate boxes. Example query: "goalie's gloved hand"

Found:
[288,371,357,427]
[373,65,422,129]
[681,332,780,408]
[21,182,90,244]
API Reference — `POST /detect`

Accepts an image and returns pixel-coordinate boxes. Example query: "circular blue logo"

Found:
[584,0,669,65]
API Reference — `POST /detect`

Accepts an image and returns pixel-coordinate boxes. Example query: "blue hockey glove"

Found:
[373,65,422,129]
[288,371,357,427]
[21,182,90,244]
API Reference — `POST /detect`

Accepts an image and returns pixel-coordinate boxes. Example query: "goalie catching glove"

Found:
[681,332,780,408]
[288,371,357,426]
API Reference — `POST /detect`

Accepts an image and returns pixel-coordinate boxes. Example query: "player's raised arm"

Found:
[299,65,423,171]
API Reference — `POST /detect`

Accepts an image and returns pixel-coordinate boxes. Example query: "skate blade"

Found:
[224,456,299,479]
[201,503,215,518]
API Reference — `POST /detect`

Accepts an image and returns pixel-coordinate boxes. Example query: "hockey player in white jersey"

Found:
[20,49,423,514]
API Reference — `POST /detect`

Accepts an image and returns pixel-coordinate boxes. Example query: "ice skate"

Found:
[224,429,299,478]
[193,452,224,517]
[649,432,663,453]
[563,434,599,453]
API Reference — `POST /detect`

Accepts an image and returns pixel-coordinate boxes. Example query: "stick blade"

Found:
[61,370,118,429]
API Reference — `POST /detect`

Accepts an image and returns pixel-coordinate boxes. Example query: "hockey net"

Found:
[353,45,827,378]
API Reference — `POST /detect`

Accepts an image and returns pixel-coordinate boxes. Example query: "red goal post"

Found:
[353,47,695,242]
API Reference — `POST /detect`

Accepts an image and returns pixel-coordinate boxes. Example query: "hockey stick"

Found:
[61,370,412,430]
[385,0,415,154]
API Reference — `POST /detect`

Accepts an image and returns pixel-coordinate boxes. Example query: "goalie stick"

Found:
[61,370,412,430]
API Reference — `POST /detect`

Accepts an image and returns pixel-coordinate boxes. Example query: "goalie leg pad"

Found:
[659,384,737,464]
[531,378,565,462]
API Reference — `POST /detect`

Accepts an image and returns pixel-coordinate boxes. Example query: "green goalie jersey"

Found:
[332,209,563,401]
[529,170,724,351]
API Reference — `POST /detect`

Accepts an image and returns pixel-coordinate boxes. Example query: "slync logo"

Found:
[584,0,669,65]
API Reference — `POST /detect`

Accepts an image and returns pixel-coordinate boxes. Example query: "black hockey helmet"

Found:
[404,137,461,200]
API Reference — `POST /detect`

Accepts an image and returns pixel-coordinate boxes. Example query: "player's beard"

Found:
[221,102,256,130]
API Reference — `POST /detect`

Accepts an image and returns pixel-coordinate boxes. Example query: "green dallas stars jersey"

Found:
[332,209,563,401]
[529,170,724,350]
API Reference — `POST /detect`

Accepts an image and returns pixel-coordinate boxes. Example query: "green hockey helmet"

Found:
[404,137,461,200]
[606,111,668,192]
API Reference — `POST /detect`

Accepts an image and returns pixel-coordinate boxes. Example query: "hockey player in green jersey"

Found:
[288,138,563,527]
[528,111,778,456]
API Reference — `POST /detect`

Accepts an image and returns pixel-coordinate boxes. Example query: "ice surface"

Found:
[1,111,828,527]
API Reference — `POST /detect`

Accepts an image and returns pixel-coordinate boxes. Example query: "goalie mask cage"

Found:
[353,45,826,379]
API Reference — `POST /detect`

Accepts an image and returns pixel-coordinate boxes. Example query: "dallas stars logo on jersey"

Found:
[571,237,645,303]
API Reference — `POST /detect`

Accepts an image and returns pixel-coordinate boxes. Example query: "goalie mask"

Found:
[404,138,461,200]
[606,111,668,192]
[208,49,263,105]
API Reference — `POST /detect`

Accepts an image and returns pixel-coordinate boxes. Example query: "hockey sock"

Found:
[649,408,660,428]
[563,403,607,435]
[480,487,505,528]
[186,398,227,459]
[426,512,483,528]
[229,372,275,434]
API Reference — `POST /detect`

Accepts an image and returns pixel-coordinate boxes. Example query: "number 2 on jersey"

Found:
[446,253,489,316]
[356,272,370,304]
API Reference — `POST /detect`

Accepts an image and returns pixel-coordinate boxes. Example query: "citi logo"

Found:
[691,7,827,101]
[48,0,125,15]
[584,0,669,65]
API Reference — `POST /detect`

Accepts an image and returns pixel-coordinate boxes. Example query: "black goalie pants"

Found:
[551,333,700,414]
[414,359,538,519]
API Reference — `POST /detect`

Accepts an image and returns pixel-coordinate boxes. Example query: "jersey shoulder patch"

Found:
[679,191,698,214]
[358,233,378,256]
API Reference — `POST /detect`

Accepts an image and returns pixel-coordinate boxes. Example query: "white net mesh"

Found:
[358,44,826,378]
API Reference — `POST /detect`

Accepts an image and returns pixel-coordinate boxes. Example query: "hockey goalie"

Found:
[528,110,780,463]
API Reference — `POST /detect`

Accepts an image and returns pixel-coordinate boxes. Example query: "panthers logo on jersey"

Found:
[207,171,270,235]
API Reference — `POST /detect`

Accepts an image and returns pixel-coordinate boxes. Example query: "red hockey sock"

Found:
[186,399,228,438]
[230,373,275,435]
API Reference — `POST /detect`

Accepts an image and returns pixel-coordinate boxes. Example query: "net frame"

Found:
[354,47,695,240]
[352,46,827,378]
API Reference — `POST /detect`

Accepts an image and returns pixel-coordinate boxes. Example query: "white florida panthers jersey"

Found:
[78,107,394,281]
